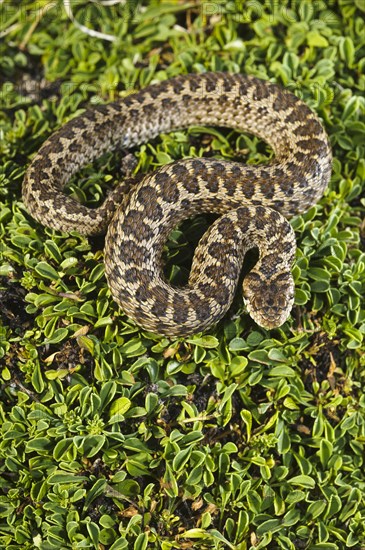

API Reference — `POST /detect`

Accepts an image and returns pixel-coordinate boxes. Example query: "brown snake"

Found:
[22,72,332,336]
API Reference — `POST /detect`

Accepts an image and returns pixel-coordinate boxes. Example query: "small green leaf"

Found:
[34,261,60,280]
[307,31,329,47]
[172,447,192,472]
[25,438,52,452]
[256,519,281,535]
[339,37,355,67]
[288,475,316,488]
[48,472,88,484]
[44,328,68,344]
[110,397,131,417]
[319,439,333,467]
[186,336,219,348]
[308,500,327,519]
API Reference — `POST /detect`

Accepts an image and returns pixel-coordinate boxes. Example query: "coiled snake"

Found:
[22,73,332,336]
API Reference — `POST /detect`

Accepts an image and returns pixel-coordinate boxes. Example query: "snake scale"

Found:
[22,72,332,336]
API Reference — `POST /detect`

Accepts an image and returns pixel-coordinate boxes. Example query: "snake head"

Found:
[242,269,295,329]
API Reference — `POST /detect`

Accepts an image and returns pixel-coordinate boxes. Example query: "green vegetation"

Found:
[0,1,364,548]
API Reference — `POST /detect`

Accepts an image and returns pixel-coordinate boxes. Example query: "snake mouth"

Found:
[247,304,292,329]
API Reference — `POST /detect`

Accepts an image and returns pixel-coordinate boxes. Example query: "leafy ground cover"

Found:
[0,0,364,549]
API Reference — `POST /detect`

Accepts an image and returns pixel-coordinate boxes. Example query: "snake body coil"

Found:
[22,73,332,336]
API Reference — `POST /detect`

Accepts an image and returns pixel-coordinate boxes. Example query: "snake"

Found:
[22,72,332,337]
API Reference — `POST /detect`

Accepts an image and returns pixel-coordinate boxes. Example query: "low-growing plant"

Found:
[0,1,364,549]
